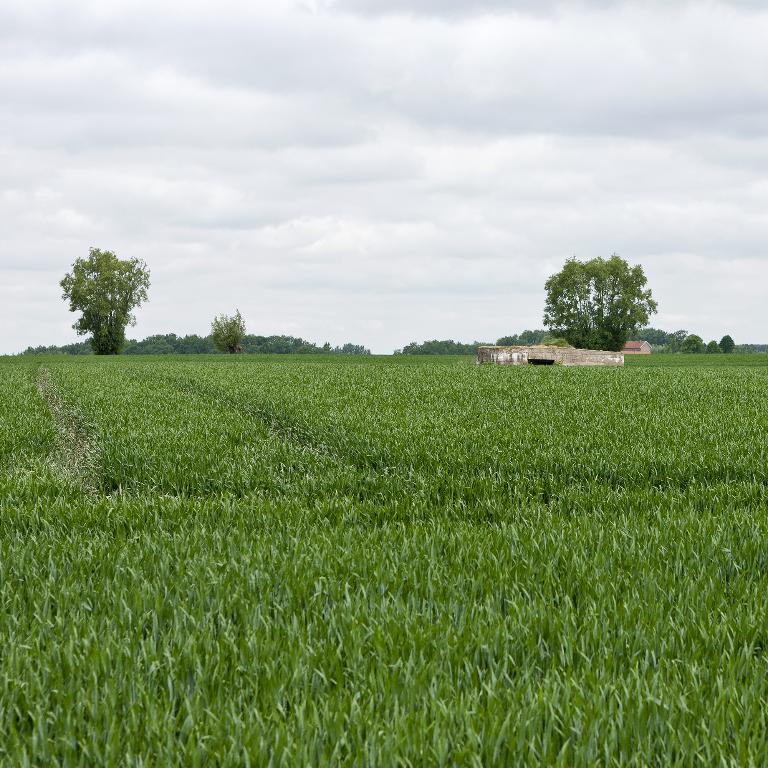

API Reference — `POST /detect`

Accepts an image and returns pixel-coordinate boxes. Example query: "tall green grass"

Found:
[1,354,767,765]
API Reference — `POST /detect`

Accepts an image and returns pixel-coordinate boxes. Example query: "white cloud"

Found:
[1,0,767,353]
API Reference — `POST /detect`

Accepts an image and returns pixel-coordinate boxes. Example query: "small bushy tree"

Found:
[335,343,371,355]
[719,334,735,354]
[211,310,246,354]
[706,340,722,354]
[60,248,150,355]
[681,334,705,354]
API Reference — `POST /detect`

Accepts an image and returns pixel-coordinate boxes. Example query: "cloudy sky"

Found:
[1,0,767,354]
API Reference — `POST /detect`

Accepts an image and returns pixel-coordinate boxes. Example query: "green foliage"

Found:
[539,335,570,347]
[496,330,548,346]
[544,255,657,351]
[60,248,150,355]
[681,334,705,354]
[630,329,749,355]
[22,334,372,356]
[706,340,723,354]
[397,339,484,355]
[2,353,768,764]
[631,327,670,347]
[210,310,246,354]
[632,328,688,351]
[665,329,691,353]
[22,341,93,356]
[720,334,736,354]
[333,342,370,355]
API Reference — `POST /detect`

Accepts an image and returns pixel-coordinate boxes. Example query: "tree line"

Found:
[23,334,371,357]
[395,331,550,355]
[396,329,764,356]
[633,329,744,354]
[47,247,764,357]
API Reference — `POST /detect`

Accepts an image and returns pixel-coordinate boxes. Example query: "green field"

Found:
[2,353,768,765]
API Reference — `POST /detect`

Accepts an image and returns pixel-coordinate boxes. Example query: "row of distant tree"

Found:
[23,334,371,356]
[633,329,766,354]
[24,328,764,358]
[396,329,766,355]
[395,330,551,355]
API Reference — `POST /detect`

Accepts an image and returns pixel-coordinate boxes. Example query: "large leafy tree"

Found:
[211,310,246,354]
[543,255,657,351]
[60,248,151,355]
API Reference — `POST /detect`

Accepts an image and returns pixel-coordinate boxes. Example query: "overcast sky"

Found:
[1,0,767,353]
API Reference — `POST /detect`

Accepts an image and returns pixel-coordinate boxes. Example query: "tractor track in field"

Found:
[36,367,100,492]
[128,368,345,460]
[126,368,404,483]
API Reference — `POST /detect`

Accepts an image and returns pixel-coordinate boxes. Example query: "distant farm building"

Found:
[623,340,652,355]
[477,345,624,367]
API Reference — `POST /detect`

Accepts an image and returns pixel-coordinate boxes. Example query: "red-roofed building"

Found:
[623,340,652,354]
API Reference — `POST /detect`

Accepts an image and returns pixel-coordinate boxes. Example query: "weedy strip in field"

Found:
[36,366,99,491]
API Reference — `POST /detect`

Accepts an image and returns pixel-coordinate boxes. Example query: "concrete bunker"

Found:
[476,345,624,367]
